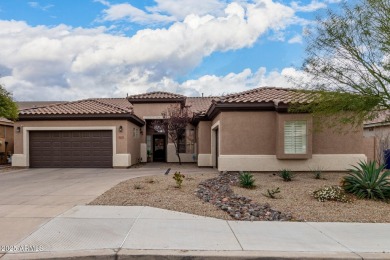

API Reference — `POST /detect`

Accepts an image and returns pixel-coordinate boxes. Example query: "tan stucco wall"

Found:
[363,137,375,162]
[312,122,364,154]
[197,121,211,154]
[219,111,276,155]
[126,121,142,165]
[132,103,180,118]
[14,120,130,155]
[0,124,14,164]
[208,110,366,171]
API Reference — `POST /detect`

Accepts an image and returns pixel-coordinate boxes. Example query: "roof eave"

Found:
[206,102,290,120]
[18,113,145,126]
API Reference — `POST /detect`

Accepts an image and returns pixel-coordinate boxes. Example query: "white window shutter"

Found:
[284,121,307,154]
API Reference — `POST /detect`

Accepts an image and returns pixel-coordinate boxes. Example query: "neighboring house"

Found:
[0,118,14,164]
[363,111,390,164]
[12,87,367,171]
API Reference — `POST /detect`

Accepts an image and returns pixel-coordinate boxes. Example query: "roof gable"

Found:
[218,87,310,104]
[127,91,186,103]
[19,98,133,115]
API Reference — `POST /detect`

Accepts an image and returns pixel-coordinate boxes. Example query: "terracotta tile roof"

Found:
[19,98,133,115]
[186,97,217,115]
[218,87,311,104]
[364,110,390,126]
[0,118,14,126]
[127,91,185,100]
[17,101,67,110]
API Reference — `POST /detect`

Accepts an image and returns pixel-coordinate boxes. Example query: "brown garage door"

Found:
[29,130,113,168]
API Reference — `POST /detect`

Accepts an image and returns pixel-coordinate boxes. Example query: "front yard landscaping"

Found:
[90,170,390,223]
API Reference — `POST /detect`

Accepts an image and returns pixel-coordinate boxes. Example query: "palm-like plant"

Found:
[239,172,256,189]
[343,161,390,200]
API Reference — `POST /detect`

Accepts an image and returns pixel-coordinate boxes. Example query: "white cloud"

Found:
[101,3,175,24]
[99,0,226,24]
[288,34,302,44]
[147,0,226,20]
[291,0,327,12]
[28,1,54,11]
[0,0,302,100]
[94,0,110,7]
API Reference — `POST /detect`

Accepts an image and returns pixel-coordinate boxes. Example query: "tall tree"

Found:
[0,84,18,120]
[152,104,192,165]
[297,0,390,127]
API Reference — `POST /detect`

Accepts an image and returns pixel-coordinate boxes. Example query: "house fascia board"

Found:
[18,113,145,126]
[364,121,390,128]
[206,102,290,120]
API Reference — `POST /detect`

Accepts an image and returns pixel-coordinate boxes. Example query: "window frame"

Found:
[284,120,307,155]
[276,114,312,160]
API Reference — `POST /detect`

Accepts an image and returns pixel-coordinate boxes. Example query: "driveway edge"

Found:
[4,250,390,260]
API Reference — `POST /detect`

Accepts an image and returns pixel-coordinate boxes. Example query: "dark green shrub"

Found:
[239,171,255,188]
[343,161,390,200]
[278,169,294,182]
[313,186,350,203]
[310,166,325,180]
[172,171,185,188]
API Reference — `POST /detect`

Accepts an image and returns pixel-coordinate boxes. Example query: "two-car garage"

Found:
[29,130,113,168]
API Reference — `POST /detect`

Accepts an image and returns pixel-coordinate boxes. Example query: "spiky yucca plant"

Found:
[239,172,256,188]
[343,161,390,200]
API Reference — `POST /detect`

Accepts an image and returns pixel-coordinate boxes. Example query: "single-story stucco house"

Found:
[12,87,367,171]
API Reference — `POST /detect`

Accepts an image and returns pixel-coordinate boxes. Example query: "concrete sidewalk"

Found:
[1,206,389,260]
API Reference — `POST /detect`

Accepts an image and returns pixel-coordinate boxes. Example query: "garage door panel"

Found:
[29,130,113,168]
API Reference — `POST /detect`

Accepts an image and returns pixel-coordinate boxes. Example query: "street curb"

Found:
[2,250,390,260]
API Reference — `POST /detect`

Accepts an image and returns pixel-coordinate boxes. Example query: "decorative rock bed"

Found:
[196,172,292,221]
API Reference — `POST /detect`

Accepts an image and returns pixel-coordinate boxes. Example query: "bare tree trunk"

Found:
[176,140,182,165]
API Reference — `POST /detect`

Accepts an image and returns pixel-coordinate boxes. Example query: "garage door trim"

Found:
[21,126,118,167]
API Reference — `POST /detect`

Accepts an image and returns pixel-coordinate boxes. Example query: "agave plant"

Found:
[343,161,390,200]
[239,171,256,188]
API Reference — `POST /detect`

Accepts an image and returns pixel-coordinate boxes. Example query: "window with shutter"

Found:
[284,121,307,154]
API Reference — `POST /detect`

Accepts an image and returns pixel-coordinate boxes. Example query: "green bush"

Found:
[313,186,350,203]
[239,171,256,188]
[172,171,185,188]
[343,161,390,200]
[278,169,294,182]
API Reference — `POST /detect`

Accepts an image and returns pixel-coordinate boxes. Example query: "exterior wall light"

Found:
[119,126,123,132]
[140,127,143,135]
[16,126,21,133]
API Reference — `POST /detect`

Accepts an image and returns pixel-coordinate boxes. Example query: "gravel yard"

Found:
[90,170,390,223]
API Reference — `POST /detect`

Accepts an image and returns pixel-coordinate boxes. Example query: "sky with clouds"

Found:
[0,0,342,101]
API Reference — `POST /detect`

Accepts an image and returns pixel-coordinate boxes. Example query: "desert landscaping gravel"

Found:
[90,170,390,223]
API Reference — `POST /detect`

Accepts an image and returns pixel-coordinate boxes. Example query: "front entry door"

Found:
[153,135,166,162]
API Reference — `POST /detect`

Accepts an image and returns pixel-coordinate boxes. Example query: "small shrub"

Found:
[133,184,143,190]
[239,171,256,188]
[343,161,390,200]
[263,187,281,199]
[313,186,350,203]
[172,171,185,188]
[310,166,325,180]
[278,169,294,182]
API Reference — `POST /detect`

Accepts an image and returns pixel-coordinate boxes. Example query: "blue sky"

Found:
[0,0,341,100]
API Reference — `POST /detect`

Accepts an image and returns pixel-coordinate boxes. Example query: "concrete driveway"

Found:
[0,167,163,246]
